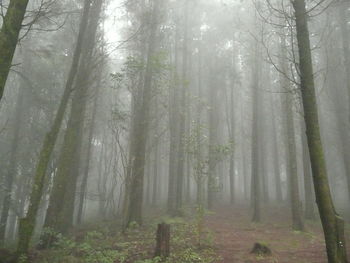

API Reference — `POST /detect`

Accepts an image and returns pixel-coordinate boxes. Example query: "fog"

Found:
[0,0,349,262]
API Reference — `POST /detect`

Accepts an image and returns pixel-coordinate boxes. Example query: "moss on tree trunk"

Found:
[292,0,348,262]
[15,1,92,260]
[0,0,29,100]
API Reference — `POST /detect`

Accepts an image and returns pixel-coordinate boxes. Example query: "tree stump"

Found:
[251,243,272,256]
[154,223,170,259]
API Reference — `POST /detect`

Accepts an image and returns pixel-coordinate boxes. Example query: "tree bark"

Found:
[292,0,348,261]
[300,116,315,220]
[251,39,261,222]
[284,93,304,231]
[15,1,92,259]
[44,0,103,234]
[125,0,161,226]
[175,0,190,214]
[338,2,350,203]
[0,0,30,100]
[154,223,170,259]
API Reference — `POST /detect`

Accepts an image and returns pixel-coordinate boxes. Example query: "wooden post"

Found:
[155,223,170,259]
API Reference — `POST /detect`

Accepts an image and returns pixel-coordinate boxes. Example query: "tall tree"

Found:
[15,0,92,259]
[292,0,348,261]
[337,0,350,202]
[207,63,220,209]
[251,40,262,223]
[44,0,103,234]
[0,0,30,100]
[279,29,304,231]
[124,0,161,226]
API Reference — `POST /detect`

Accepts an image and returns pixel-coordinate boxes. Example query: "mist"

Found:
[0,0,349,262]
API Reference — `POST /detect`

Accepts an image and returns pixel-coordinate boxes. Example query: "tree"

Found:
[279,29,304,231]
[124,0,161,226]
[15,0,92,259]
[0,0,30,101]
[292,0,348,261]
[44,0,103,235]
[251,39,262,223]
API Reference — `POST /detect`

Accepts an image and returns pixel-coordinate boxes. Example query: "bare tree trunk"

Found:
[292,0,348,261]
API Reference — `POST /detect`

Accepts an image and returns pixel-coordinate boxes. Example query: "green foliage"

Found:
[134,257,162,263]
[164,247,220,263]
[34,211,220,263]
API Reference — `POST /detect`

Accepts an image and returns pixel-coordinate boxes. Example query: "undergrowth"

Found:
[30,209,220,263]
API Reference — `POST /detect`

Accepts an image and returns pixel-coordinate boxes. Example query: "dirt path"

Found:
[205,206,350,263]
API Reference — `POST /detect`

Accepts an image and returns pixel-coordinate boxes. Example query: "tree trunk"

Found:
[338,2,350,203]
[285,93,304,231]
[270,94,283,201]
[175,0,190,214]
[44,0,103,234]
[251,39,261,222]
[300,117,315,220]
[292,0,348,261]
[207,64,219,210]
[154,223,170,259]
[15,1,92,259]
[279,28,304,231]
[125,0,161,226]
[0,0,30,100]
[167,15,180,216]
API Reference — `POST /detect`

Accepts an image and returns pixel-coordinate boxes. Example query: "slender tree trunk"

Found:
[300,116,315,220]
[338,3,350,203]
[251,39,261,222]
[228,69,235,204]
[285,93,304,231]
[207,63,220,210]
[195,42,203,206]
[152,96,160,206]
[270,95,283,201]
[152,138,159,206]
[175,0,189,214]
[292,0,348,261]
[279,28,304,231]
[15,1,92,259]
[167,18,180,216]
[0,0,30,100]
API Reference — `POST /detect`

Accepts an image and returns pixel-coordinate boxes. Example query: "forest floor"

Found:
[2,205,350,263]
[205,205,350,263]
